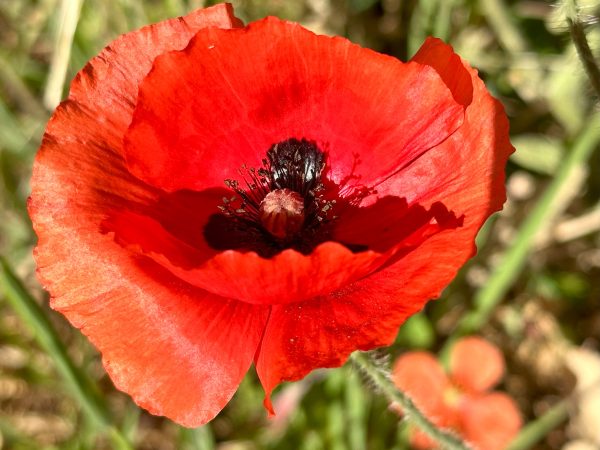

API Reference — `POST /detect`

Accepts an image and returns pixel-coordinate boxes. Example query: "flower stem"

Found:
[564,0,600,99]
[350,351,471,450]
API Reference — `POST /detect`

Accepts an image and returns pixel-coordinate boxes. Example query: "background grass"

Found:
[1,0,600,449]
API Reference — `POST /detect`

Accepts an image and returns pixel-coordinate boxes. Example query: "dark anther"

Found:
[204,138,336,257]
[266,138,326,196]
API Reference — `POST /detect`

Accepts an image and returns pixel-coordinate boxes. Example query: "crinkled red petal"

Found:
[124,18,466,193]
[332,197,462,253]
[411,37,473,108]
[104,194,456,304]
[253,247,451,412]
[253,38,512,407]
[459,393,522,450]
[375,37,512,218]
[29,4,270,426]
[450,337,505,393]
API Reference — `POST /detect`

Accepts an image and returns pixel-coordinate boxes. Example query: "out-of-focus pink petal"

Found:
[392,352,453,422]
[460,393,522,450]
[450,337,505,393]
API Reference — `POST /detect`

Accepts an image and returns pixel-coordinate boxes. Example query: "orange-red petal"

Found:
[459,393,522,450]
[450,337,505,393]
[124,18,466,192]
[363,36,513,325]
[375,37,512,220]
[252,37,511,409]
[104,195,457,304]
[392,352,453,423]
[29,4,270,426]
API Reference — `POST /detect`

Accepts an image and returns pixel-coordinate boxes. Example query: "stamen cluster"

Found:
[210,138,336,255]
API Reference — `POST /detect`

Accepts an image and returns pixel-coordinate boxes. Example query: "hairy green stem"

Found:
[565,0,600,99]
[350,352,471,450]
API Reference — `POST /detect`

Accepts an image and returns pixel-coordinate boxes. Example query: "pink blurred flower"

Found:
[392,337,522,450]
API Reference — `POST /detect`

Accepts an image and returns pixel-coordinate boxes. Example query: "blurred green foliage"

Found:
[1,0,599,449]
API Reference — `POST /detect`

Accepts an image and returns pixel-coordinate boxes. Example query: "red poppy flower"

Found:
[29,3,513,426]
[392,337,522,450]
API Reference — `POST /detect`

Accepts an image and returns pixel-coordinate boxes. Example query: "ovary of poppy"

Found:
[392,337,522,450]
[29,3,513,426]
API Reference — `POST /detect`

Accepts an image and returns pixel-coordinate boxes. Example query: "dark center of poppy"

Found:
[204,138,336,257]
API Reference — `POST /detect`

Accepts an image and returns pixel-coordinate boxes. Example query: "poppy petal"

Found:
[29,5,266,426]
[460,393,522,450]
[39,249,268,427]
[253,259,446,411]
[332,197,462,253]
[104,195,457,305]
[359,37,513,313]
[101,189,227,270]
[252,198,497,409]
[394,353,459,450]
[109,236,385,305]
[374,37,512,219]
[411,37,473,108]
[124,17,466,193]
[450,337,505,393]
[253,38,511,407]
[392,352,452,421]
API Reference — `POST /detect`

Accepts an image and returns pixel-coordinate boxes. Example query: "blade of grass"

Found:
[433,0,456,41]
[300,431,325,450]
[478,0,527,54]
[0,256,133,450]
[120,402,141,444]
[407,0,434,57]
[162,0,186,17]
[0,52,48,119]
[456,116,600,335]
[179,425,216,450]
[327,401,346,450]
[43,0,83,109]
[116,0,148,29]
[504,400,569,450]
[0,98,32,154]
[345,367,368,450]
